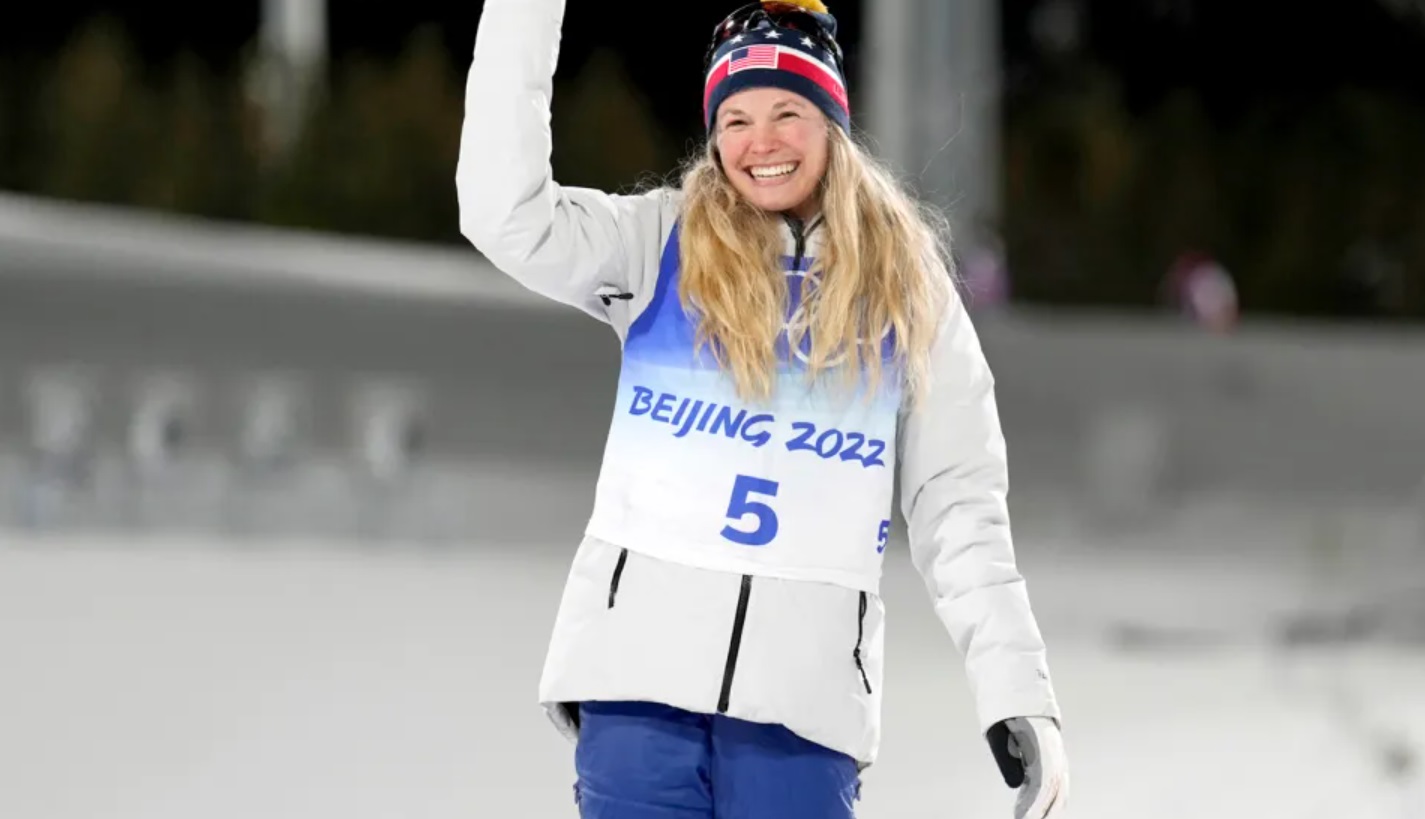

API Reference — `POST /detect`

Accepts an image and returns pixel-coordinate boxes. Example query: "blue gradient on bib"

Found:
[625,223,898,381]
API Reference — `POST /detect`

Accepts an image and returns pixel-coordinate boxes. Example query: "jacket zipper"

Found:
[715,218,815,714]
[854,591,873,694]
[716,574,753,713]
[786,215,823,269]
[791,219,807,270]
[606,548,628,609]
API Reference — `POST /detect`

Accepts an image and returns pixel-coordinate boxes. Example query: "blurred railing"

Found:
[1,192,1423,561]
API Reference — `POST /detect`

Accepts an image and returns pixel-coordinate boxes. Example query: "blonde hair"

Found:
[676,124,953,407]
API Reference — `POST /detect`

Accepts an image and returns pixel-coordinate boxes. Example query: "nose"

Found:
[747,119,779,155]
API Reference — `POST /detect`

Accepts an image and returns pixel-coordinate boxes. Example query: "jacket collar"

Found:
[780,213,825,266]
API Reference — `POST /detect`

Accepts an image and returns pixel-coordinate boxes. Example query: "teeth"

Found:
[750,163,798,179]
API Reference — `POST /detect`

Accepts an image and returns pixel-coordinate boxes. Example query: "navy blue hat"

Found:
[703,2,850,133]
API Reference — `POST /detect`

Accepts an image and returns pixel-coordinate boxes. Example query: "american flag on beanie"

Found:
[729,45,779,72]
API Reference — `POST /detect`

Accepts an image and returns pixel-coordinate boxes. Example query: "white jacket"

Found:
[457,0,1060,768]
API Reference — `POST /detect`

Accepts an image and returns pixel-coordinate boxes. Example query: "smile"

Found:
[749,162,799,179]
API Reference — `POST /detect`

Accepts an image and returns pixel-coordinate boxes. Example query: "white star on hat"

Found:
[801,36,815,48]
[763,29,782,39]
[731,34,745,43]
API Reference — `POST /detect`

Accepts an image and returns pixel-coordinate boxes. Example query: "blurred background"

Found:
[1,1,1423,817]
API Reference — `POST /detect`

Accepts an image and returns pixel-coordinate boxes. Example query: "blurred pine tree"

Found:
[551,47,678,194]
[1,16,1420,319]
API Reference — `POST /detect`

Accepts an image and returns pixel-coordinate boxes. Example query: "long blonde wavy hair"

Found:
[676,124,954,408]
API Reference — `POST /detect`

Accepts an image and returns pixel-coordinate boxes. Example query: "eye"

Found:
[777,110,801,120]
[723,118,748,130]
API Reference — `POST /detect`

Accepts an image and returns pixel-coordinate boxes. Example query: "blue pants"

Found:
[574,701,861,819]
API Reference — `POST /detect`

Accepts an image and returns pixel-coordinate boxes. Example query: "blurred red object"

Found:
[960,237,1010,312]
[1164,251,1239,333]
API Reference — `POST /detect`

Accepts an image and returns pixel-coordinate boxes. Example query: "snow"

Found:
[0,527,1421,819]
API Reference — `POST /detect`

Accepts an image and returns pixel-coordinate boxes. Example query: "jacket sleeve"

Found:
[456,0,666,323]
[897,290,1062,735]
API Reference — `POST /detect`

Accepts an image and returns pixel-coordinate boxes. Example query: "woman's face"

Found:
[714,88,830,220]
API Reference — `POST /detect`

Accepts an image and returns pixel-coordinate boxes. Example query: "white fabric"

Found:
[537,536,884,765]
[458,0,1062,769]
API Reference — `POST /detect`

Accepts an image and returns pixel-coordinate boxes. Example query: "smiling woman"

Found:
[713,90,828,218]
[457,1,1069,817]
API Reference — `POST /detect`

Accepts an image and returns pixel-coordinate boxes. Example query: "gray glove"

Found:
[987,716,1070,818]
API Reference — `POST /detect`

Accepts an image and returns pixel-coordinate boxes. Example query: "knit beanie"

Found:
[702,1,851,133]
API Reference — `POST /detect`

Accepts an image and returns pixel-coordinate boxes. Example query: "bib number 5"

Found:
[721,474,780,546]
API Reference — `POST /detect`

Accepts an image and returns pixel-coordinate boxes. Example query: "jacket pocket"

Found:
[853,591,873,695]
[606,548,629,609]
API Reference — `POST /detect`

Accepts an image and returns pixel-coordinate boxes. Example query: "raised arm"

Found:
[457,0,666,322]
[896,291,1061,736]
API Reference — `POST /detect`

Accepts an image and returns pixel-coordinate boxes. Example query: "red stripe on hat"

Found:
[777,50,849,114]
[702,47,849,122]
[703,58,731,120]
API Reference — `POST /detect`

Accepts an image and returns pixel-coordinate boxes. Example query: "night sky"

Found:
[5,1,1425,138]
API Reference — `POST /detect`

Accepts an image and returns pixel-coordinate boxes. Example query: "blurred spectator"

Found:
[1162,250,1239,333]
[958,226,1012,312]
[20,368,96,528]
[238,376,306,476]
[351,380,425,485]
[128,374,193,477]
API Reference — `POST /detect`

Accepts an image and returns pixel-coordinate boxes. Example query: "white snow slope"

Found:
[1,518,1422,819]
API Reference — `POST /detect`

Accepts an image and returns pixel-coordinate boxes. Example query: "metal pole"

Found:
[863,0,1001,238]
[863,0,914,176]
[951,0,1002,233]
[256,0,328,160]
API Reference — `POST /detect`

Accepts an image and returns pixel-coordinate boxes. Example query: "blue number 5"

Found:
[721,475,780,546]
[876,519,891,553]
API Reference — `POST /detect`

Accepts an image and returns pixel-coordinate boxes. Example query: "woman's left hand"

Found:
[987,716,1070,818]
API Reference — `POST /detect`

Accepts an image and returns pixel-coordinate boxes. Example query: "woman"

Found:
[458,1,1069,817]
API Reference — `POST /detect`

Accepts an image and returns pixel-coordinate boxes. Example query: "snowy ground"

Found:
[2,517,1423,819]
